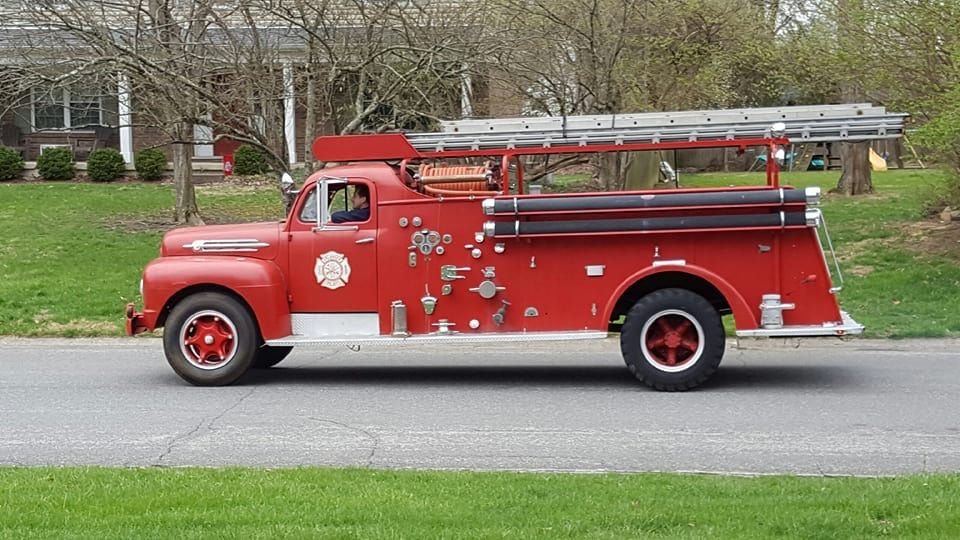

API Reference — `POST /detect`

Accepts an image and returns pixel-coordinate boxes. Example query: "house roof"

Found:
[0,0,483,61]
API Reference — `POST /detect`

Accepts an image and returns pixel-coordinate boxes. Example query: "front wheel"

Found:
[163,292,259,386]
[620,288,725,391]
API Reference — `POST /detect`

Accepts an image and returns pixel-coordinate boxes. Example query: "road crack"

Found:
[307,417,380,466]
[155,419,206,467]
[208,388,256,431]
[154,388,256,466]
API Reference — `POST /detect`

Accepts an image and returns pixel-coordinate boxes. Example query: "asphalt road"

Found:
[1,337,958,475]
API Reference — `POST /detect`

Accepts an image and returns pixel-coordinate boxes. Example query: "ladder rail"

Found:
[440,104,900,134]
[412,116,905,152]
[309,104,908,165]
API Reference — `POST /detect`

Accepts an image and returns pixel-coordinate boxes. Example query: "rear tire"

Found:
[163,292,258,386]
[252,345,293,369]
[620,288,724,391]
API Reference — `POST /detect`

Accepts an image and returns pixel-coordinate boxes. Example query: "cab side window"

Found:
[297,182,369,224]
[330,184,371,223]
[298,187,319,222]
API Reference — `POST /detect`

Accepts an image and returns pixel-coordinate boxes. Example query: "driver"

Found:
[331,184,370,223]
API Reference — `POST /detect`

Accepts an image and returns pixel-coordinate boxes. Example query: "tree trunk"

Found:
[597,152,625,191]
[836,142,873,195]
[304,68,316,172]
[891,138,904,169]
[835,0,872,195]
[624,152,659,190]
[173,122,203,225]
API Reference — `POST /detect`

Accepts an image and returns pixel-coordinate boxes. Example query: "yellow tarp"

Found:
[869,148,888,171]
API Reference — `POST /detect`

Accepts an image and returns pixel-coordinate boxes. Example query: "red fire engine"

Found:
[126,104,905,390]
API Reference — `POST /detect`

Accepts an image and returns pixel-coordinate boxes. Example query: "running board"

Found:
[735,311,864,338]
[266,330,609,347]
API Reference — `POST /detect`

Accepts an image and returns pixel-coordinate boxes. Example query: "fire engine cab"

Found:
[126,103,906,390]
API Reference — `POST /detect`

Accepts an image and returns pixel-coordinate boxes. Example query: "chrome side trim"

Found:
[290,313,380,338]
[183,239,270,252]
[736,311,864,337]
[651,259,686,267]
[266,330,609,346]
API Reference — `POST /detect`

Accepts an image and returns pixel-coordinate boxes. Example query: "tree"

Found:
[490,0,781,189]
[263,0,498,173]
[7,1,303,224]
[802,0,960,199]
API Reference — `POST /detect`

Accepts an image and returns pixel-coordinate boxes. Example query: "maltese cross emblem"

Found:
[315,251,352,290]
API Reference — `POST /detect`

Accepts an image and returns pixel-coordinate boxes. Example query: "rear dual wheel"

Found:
[620,288,725,391]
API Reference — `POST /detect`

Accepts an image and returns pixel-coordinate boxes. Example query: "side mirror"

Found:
[280,172,298,216]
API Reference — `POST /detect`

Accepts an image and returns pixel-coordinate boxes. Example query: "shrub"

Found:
[0,145,24,181]
[233,144,271,176]
[135,148,167,181]
[36,147,75,180]
[86,148,126,182]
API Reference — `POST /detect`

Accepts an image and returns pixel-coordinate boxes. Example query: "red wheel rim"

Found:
[179,310,238,370]
[640,309,705,372]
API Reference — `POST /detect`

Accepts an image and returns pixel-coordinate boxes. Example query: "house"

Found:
[0,2,514,172]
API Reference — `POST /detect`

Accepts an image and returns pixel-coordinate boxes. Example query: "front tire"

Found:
[620,288,725,391]
[163,292,258,386]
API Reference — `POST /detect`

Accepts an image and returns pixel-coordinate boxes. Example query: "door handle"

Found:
[355,237,375,244]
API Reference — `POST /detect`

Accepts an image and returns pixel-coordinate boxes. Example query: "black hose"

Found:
[490,189,806,214]
[491,212,806,236]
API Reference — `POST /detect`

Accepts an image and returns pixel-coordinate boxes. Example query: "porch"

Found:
[1,127,120,162]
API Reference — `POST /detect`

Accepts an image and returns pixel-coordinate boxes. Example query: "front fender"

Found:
[603,264,758,330]
[141,256,291,340]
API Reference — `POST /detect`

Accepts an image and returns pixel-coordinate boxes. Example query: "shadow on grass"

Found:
[237,362,861,391]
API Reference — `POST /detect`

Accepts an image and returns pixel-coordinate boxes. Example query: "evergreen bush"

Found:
[36,147,75,181]
[233,144,271,176]
[0,146,24,181]
[86,148,126,182]
[135,148,167,181]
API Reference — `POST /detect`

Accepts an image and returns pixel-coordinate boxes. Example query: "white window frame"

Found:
[39,144,71,154]
[30,88,104,131]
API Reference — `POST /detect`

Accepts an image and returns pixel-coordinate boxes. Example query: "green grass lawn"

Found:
[0,169,957,337]
[0,468,958,538]
[0,180,283,336]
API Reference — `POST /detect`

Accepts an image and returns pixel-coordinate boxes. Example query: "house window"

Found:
[34,92,65,130]
[69,90,101,127]
[31,88,103,130]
